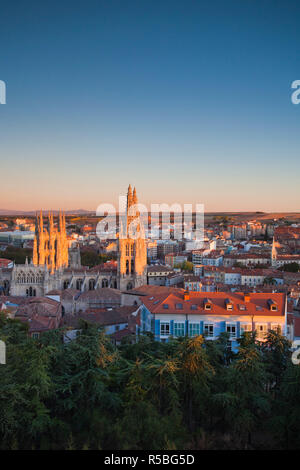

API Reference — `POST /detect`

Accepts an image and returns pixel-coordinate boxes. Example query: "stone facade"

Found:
[6,185,147,297]
[118,185,147,291]
[33,210,68,273]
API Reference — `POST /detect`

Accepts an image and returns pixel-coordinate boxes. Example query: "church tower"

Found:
[117,185,147,290]
[33,210,69,273]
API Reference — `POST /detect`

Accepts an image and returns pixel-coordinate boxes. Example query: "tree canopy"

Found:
[0,317,299,450]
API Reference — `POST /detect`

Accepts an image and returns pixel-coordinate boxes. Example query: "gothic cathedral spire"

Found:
[118,185,147,291]
[33,210,69,273]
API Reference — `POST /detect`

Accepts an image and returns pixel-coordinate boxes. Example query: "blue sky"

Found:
[0,0,299,211]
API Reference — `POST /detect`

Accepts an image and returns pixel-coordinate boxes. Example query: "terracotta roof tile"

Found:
[142,290,286,317]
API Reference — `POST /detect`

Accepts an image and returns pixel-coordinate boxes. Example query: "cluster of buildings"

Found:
[0,186,300,349]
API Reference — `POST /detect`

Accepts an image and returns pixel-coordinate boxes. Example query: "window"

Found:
[160,322,170,336]
[176,303,183,310]
[225,299,233,311]
[174,322,185,337]
[204,299,212,310]
[32,332,40,339]
[191,304,197,310]
[189,323,200,337]
[226,323,236,339]
[271,324,282,333]
[256,323,267,339]
[268,299,278,311]
[241,323,252,333]
[163,304,169,309]
[204,323,214,337]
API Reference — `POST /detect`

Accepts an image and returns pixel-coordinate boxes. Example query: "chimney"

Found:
[184,290,190,301]
[244,293,250,303]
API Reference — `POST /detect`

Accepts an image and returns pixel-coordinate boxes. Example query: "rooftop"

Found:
[141,290,286,317]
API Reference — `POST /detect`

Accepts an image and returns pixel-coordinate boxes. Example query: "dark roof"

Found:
[64,305,139,328]
[147,265,174,273]
[110,327,135,341]
[78,287,121,301]
[125,285,184,296]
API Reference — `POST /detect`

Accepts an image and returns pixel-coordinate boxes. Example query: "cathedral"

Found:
[118,184,147,291]
[33,210,69,273]
[6,185,147,297]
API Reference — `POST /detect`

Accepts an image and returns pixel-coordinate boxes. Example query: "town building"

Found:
[4,185,148,297]
[147,265,174,286]
[140,290,287,350]
[165,253,188,267]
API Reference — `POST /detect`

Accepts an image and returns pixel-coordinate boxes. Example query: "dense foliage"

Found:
[278,263,300,273]
[0,314,300,450]
[80,252,117,268]
[2,247,32,265]
[174,261,193,272]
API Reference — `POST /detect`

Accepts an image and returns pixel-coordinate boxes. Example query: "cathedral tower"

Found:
[33,210,69,273]
[118,185,147,290]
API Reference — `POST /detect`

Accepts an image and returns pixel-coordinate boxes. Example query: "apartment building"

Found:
[140,290,287,351]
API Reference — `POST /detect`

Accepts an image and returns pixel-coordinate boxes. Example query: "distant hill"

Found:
[0,209,299,222]
[0,209,95,216]
[205,212,300,223]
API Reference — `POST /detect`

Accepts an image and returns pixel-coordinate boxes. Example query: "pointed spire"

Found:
[62,210,66,232]
[35,211,38,233]
[127,184,133,210]
[39,209,44,231]
[133,187,138,205]
[48,210,54,232]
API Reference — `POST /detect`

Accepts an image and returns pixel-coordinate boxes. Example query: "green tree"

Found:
[279,263,300,273]
[261,329,291,394]
[270,363,300,449]
[177,336,214,431]
[218,335,269,448]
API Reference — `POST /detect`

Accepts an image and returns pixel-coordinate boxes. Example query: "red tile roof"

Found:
[0,258,13,267]
[110,327,135,341]
[64,306,139,328]
[274,227,300,241]
[15,297,62,333]
[142,290,285,317]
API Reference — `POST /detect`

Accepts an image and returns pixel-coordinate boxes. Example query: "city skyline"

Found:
[1,1,300,454]
[1,0,300,211]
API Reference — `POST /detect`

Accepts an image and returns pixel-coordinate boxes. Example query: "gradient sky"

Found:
[0,0,299,212]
